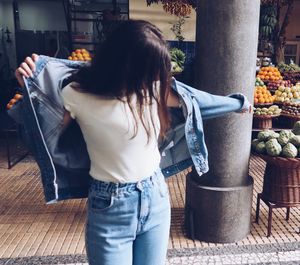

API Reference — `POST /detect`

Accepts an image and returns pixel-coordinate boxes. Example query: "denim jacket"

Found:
[8,56,251,203]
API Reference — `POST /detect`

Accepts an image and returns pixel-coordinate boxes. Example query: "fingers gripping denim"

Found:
[85,169,171,265]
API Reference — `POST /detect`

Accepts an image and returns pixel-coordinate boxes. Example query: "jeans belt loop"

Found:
[136,181,143,191]
[114,183,119,196]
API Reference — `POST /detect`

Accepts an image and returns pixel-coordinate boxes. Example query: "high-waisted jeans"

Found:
[85,169,171,265]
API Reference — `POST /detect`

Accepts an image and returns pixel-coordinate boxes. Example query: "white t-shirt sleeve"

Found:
[61,83,77,119]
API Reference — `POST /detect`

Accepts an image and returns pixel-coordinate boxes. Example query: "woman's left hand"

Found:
[240,104,252,114]
[15,54,39,88]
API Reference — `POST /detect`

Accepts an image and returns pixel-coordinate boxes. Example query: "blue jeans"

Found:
[85,169,171,265]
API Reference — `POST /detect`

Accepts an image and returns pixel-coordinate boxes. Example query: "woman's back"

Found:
[62,83,161,183]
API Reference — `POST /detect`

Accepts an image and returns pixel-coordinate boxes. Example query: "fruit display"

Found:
[282,72,300,85]
[273,83,300,103]
[277,62,300,73]
[277,62,300,84]
[281,102,300,116]
[267,80,292,92]
[68,49,92,61]
[6,93,23,110]
[251,128,300,158]
[254,85,275,104]
[254,105,281,116]
[257,66,283,82]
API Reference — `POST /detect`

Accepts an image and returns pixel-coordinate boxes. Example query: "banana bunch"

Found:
[260,26,273,39]
[259,5,277,40]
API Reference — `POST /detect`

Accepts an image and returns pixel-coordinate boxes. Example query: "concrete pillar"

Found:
[185,0,260,243]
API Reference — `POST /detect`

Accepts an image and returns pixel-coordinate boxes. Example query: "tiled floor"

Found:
[0,143,300,264]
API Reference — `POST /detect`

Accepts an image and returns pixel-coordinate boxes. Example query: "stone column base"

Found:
[185,172,254,243]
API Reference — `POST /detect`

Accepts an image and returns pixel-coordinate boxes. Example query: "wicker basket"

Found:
[257,154,300,206]
[254,103,273,108]
[253,115,279,129]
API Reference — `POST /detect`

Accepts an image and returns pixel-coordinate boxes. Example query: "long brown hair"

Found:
[72,20,171,140]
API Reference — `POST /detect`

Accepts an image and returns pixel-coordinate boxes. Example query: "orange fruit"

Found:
[14,94,23,100]
[6,103,13,110]
[9,99,17,105]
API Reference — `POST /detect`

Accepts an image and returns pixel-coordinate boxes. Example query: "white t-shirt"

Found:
[61,83,161,183]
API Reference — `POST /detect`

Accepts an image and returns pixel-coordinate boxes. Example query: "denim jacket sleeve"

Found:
[174,79,251,120]
[193,90,251,120]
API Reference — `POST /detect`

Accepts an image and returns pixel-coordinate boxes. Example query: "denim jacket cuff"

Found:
[227,93,251,113]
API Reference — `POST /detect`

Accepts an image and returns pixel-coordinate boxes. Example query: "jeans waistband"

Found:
[89,168,163,194]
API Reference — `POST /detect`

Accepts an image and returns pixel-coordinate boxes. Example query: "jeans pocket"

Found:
[89,194,114,212]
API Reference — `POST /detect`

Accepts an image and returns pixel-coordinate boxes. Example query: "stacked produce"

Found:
[281,102,300,116]
[274,83,300,103]
[251,125,300,158]
[277,62,300,73]
[255,77,265,87]
[277,62,300,84]
[6,93,23,110]
[257,66,283,82]
[254,85,275,104]
[254,105,281,116]
[68,49,92,61]
[282,73,300,84]
[267,80,292,92]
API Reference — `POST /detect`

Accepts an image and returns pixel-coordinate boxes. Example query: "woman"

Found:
[15,20,182,265]
[15,20,251,265]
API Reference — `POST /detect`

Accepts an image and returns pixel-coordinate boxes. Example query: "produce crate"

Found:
[257,154,300,206]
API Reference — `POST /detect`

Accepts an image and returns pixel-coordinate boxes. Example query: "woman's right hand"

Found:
[15,54,39,87]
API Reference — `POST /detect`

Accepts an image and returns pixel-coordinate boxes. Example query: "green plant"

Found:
[170,16,188,42]
[170,48,185,67]
[170,47,186,73]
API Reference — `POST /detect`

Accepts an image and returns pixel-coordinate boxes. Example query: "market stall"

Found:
[252,60,300,236]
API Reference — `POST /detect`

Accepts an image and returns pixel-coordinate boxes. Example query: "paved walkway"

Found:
[1,245,300,264]
[0,143,299,264]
